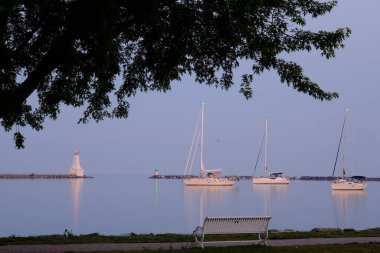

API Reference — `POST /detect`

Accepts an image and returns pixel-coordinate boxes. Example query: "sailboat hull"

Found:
[184,178,235,186]
[253,177,290,184]
[331,179,366,190]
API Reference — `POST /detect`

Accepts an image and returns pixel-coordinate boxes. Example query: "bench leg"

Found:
[194,236,204,249]
[193,226,205,249]
[258,230,269,246]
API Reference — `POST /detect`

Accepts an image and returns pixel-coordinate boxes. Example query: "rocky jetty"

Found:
[150,175,380,181]
[0,174,94,179]
[150,175,255,180]
[298,176,380,181]
[298,176,336,181]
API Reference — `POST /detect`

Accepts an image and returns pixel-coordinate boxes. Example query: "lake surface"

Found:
[0,175,379,237]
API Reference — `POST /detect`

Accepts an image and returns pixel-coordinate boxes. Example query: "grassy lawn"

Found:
[1,229,380,245]
[69,243,380,253]
[268,229,380,240]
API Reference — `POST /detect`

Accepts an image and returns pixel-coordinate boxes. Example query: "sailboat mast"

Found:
[200,102,205,177]
[332,110,346,178]
[342,108,349,179]
[264,119,268,177]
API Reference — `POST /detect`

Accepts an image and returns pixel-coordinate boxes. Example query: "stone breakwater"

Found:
[0,174,93,179]
[149,175,293,180]
[150,175,380,181]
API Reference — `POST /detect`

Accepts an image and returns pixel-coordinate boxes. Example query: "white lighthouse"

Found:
[68,149,85,177]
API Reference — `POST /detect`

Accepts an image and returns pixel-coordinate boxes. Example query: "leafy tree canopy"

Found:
[0,0,350,148]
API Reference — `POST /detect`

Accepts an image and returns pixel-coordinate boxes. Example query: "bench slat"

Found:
[203,216,271,234]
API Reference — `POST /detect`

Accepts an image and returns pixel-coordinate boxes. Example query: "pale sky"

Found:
[1,1,379,178]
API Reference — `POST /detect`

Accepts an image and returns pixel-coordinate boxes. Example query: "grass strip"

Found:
[68,243,380,253]
[1,228,380,245]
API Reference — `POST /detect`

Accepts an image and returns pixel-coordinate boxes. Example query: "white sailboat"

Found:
[253,119,289,184]
[183,102,235,186]
[331,109,366,190]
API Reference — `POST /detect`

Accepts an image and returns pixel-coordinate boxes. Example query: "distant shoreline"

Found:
[149,175,380,181]
[0,174,94,179]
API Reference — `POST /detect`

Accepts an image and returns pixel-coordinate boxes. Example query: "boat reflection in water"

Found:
[252,184,289,217]
[331,190,366,229]
[154,178,159,212]
[183,186,238,228]
[253,184,289,193]
[70,178,83,226]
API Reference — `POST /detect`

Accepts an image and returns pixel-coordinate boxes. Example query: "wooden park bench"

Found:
[193,216,271,248]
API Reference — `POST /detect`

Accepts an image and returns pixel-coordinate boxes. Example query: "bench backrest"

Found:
[202,216,271,234]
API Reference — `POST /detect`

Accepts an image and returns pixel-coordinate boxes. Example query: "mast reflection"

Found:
[331,190,366,229]
[252,184,289,216]
[183,186,237,227]
[154,178,158,212]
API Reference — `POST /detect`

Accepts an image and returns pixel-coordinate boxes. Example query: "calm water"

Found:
[0,175,379,236]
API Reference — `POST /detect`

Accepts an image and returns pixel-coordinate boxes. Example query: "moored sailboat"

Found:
[252,119,289,184]
[331,108,366,190]
[331,176,366,190]
[183,103,235,186]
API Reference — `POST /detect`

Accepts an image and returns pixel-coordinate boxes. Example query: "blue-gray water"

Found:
[0,175,379,237]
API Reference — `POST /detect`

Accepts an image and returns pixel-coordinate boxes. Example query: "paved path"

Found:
[1,237,380,253]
